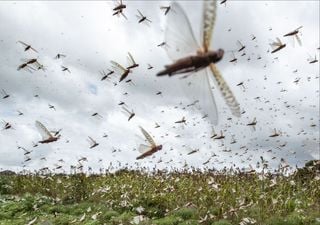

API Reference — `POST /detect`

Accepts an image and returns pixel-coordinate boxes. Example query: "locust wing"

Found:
[164,2,200,61]
[35,121,53,140]
[202,0,217,51]
[138,144,151,154]
[201,0,240,117]
[111,60,126,73]
[88,136,95,144]
[179,69,218,124]
[18,40,29,47]
[18,41,38,53]
[276,37,282,45]
[294,34,302,47]
[139,126,156,147]
[122,106,131,115]
[127,52,136,65]
[137,9,143,17]
[209,64,241,117]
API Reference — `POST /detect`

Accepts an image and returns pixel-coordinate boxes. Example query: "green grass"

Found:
[0,167,319,225]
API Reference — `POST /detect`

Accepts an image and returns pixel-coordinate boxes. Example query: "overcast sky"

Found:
[0,1,319,173]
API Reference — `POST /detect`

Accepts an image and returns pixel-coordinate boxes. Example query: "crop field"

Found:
[0,163,319,225]
[0,0,319,224]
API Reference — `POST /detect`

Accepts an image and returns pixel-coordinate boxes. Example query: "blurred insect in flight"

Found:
[160,6,171,15]
[157,1,241,125]
[136,10,152,24]
[136,126,162,160]
[35,121,60,144]
[308,54,318,64]
[88,136,99,149]
[283,26,302,46]
[17,41,38,53]
[269,38,286,53]
[112,0,127,19]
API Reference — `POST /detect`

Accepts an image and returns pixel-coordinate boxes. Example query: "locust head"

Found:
[208,49,224,63]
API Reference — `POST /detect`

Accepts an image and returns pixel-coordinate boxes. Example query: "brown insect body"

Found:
[138,17,146,23]
[90,143,99,149]
[247,121,257,126]
[39,136,59,144]
[113,4,126,11]
[127,64,139,70]
[309,59,318,64]
[284,30,299,37]
[128,113,135,121]
[157,49,224,76]
[187,149,199,155]
[271,44,286,53]
[214,131,225,140]
[119,69,130,82]
[4,123,12,129]
[238,46,245,52]
[284,27,302,37]
[136,145,163,160]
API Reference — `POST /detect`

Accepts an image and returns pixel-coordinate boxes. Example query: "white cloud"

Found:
[0,1,319,173]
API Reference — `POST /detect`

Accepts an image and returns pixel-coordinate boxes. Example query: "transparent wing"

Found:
[110,61,126,73]
[288,35,296,48]
[236,40,244,49]
[35,121,52,140]
[231,52,236,59]
[269,39,281,50]
[137,9,143,17]
[88,136,95,144]
[127,52,136,65]
[179,69,218,125]
[18,41,28,47]
[202,0,217,51]
[276,37,282,45]
[29,47,38,53]
[209,64,241,117]
[164,2,200,61]
[138,144,151,154]
[122,106,131,115]
[295,35,302,46]
[139,126,156,147]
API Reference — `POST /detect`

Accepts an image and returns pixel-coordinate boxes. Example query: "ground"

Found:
[0,167,319,225]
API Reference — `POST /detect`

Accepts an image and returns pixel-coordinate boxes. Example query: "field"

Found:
[0,164,319,225]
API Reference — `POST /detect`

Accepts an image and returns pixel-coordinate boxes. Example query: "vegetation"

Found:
[0,166,319,225]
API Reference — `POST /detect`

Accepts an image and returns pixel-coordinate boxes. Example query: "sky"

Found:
[0,0,319,173]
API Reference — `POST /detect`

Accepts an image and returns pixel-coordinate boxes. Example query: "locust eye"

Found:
[218,49,224,57]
